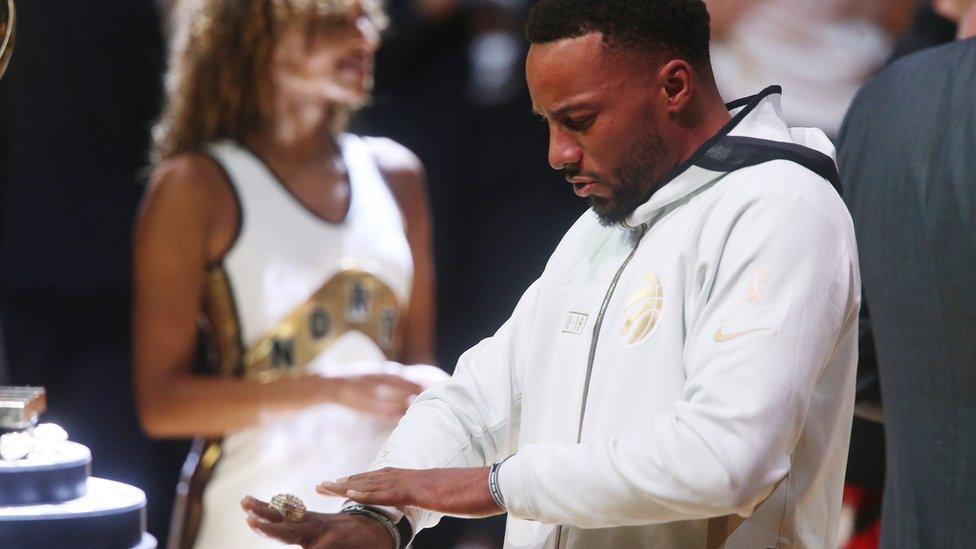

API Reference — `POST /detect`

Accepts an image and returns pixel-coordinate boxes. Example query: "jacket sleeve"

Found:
[366,280,540,531]
[498,183,860,527]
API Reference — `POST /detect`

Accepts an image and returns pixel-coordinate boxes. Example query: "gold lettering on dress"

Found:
[309,307,331,339]
[243,266,404,383]
[346,281,371,322]
[379,309,397,348]
[270,338,295,368]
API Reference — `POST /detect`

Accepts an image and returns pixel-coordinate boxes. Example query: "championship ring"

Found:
[270,493,306,523]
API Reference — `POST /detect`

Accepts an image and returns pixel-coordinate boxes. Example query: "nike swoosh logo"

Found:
[713,327,771,342]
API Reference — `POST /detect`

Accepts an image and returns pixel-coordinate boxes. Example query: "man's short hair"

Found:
[525,0,712,71]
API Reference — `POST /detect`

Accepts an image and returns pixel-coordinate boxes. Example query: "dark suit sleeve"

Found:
[854,300,883,422]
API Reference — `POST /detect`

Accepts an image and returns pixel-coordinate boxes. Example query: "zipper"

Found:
[554,223,648,549]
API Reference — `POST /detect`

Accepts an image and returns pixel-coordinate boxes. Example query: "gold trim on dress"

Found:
[202,266,245,377]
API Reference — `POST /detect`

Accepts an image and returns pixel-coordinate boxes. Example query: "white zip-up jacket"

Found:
[372,88,860,548]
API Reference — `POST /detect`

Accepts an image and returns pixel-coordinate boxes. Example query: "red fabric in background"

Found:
[842,485,881,549]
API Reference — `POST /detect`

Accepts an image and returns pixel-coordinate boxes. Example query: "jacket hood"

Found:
[623,86,838,228]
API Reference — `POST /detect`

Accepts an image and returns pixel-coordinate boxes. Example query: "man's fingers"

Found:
[320,469,411,505]
[315,468,405,497]
[346,489,405,506]
[316,477,376,497]
[241,496,284,522]
[319,485,396,504]
[317,470,392,497]
[317,481,347,497]
[246,512,304,545]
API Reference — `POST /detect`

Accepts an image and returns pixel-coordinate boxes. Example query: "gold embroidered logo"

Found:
[620,274,664,349]
[713,327,770,343]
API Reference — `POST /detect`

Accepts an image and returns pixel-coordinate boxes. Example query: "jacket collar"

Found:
[622,86,788,229]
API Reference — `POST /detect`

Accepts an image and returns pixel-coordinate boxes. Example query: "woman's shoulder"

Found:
[359,136,428,209]
[148,151,235,206]
[141,151,242,262]
[360,137,425,186]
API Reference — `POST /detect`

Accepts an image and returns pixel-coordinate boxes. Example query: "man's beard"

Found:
[590,131,669,227]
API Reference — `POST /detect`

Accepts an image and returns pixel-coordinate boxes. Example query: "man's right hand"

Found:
[242,496,393,548]
[328,374,423,421]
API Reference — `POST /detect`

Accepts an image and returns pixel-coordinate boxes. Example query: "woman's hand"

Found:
[329,374,423,421]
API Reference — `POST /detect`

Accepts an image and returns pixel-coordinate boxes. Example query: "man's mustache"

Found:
[563,167,606,183]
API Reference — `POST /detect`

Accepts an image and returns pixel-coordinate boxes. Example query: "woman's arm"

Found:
[366,137,437,365]
[132,154,420,439]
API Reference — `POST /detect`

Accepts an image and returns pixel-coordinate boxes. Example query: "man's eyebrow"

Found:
[532,103,596,119]
[552,104,596,118]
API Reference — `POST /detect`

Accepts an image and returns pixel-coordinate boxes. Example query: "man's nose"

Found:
[547,127,582,171]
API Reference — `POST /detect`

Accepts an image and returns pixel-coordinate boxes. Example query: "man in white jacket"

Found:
[243,1,860,547]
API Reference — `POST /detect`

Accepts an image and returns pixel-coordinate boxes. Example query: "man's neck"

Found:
[672,91,733,170]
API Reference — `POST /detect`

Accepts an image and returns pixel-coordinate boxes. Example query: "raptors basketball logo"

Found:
[620,274,665,349]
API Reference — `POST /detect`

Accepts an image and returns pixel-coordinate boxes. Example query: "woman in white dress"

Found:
[133,1,445,546]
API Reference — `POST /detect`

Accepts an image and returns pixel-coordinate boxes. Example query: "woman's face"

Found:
[270,4,381,109]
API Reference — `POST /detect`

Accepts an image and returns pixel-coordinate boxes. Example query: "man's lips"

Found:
[569,179,603,198]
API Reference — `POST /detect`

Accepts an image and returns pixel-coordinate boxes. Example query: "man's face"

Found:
[526,33,674,225]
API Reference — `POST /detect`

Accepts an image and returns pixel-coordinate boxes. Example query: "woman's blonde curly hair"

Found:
[151,0,387,163]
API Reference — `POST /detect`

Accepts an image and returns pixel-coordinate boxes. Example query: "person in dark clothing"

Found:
[889,3,958,60]
[0,2,186,545]
[839,35,976,548]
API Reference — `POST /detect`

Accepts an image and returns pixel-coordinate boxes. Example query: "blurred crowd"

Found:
[0,0,973,547]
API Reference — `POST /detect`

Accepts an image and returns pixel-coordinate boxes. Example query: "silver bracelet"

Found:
[341,504,400,549]
[488,456,512,511]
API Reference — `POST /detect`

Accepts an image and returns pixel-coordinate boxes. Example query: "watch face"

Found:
[0,0,14,80]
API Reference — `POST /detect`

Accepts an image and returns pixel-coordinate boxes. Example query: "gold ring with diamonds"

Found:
[269,493,306,522]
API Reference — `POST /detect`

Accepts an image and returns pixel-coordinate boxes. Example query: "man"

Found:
[838,21,976,549]
[243,1,860,547]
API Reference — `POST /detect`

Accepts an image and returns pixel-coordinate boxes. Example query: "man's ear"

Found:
[657,59,694,115]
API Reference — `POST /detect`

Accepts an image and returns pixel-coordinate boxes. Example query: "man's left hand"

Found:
[241,496,391,548]
[317,467,503,518]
